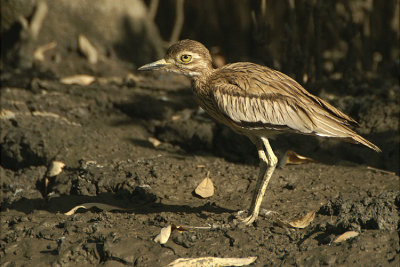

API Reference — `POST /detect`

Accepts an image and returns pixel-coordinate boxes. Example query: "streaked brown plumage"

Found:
[139,39,380,225]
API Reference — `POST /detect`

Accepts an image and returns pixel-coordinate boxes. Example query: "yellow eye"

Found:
[180,54,192,63]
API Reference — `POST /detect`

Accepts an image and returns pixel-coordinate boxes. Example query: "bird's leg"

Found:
[239,137,278,225]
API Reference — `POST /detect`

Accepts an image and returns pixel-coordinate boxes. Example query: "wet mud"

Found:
[1,68,399,266]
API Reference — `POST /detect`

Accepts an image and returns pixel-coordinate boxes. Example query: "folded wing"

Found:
[208,64,380,152]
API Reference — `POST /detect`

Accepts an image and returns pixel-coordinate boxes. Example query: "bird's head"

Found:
[138,39,213,78]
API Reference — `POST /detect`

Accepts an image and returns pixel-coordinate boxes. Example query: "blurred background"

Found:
[1,0,399,172]
[2,0,399,82]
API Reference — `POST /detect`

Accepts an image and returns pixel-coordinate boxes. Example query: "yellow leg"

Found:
[239,137,278,225]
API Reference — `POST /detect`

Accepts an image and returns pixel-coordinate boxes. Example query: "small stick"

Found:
[149,0,159,21]
[169,0,185,44]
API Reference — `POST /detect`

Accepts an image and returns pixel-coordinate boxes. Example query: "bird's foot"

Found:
[234,210,257,226]
[233,209,277,226]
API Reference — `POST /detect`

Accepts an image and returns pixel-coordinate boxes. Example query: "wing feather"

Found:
[195,62,379,151]
[211,63,358,125]
[202,63,362,136]
[212,85,315,134]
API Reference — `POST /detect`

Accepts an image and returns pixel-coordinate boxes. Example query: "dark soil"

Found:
[1,65,399,266]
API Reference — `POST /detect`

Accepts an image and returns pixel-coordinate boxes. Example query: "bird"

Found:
[138,39,381,225]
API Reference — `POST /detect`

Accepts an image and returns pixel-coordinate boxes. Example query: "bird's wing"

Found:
[220,63,358,125]
[268,70,359,126]
[211,82,316,134]
[208,64,357,137]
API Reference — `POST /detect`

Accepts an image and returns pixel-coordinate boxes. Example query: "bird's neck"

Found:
[190,67,214,90]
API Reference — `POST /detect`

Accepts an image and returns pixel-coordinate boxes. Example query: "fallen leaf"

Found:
[64,203,125,215]
[277,209,317,229]
[33,41,57,61]
[333,231,359,243]
[284,150,315,165]
[26,0,48,39]
[47,161,65,177]
[78,34,98,64]
[60,74,95,85]
[154,225,171,244]
[166,256,257,267]
[148,137,161,147]
[0,109,16,120]
[171,224,188,233]
[171,115,181,121]
[194,174,214,198]
[44,177,49,192]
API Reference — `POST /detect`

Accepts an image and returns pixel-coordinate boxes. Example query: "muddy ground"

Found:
[0,63,399,266]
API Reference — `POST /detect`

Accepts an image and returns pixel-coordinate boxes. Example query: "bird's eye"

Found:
[179,54,192,63]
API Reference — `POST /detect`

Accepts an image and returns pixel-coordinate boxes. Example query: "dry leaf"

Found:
[0,109,16,120]
[47,161,65,177]
[194,175,214,198]
[333,231,359,243]
[277,209,317,229]
[27,0,48,39]
[171,115,181,121]
[78,34,98,64]
[288,209,317,228]
[154,225,172,244]
[166,256,257,267]
[44,177,50,193]
[34,41,57,61]
[60,74,95,85]
[285,150,315,165]
[148,137,161,147]
[64,203,125,215]
[171,224,188,233]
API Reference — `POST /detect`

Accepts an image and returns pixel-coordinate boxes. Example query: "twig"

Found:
[261,0,267,18]
[366,166,396,175]
[78,35,98,64]
[169,0,185,44]
[149,0,160,21]
[30,0,48,39]
[33,41,57,61]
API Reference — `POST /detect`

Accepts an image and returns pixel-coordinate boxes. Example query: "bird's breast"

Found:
[191,84,228,123]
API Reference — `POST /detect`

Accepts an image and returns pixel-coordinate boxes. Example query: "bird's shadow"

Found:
[113,85,399,173]
[2,191,233,216]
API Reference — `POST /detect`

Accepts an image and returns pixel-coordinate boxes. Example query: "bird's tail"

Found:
[312,113,381,152]
[350,134,381,152]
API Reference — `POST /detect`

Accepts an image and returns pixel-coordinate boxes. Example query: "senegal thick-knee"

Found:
[139,39,380,225]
